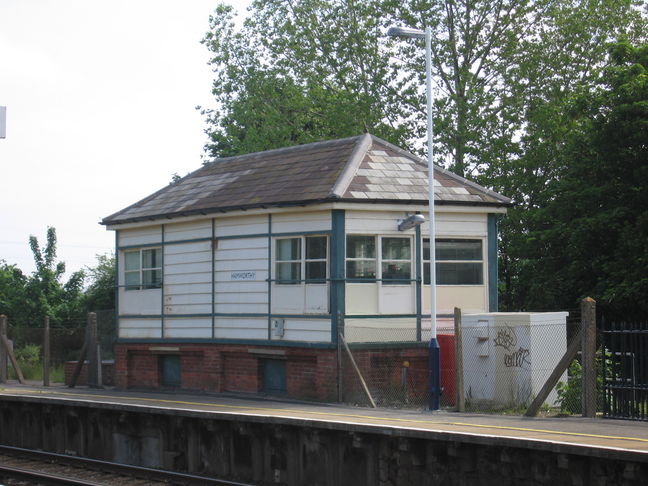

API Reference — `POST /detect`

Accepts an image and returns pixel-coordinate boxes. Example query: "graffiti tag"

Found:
[504,347,531,369]
[493,326,516,351]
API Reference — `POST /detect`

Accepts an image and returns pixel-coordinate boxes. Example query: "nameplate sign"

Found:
[231,271,256,281]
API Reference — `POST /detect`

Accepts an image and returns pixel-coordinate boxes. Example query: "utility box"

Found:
[462,312,568,408]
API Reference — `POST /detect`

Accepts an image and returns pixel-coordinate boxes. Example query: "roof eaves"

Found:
[100,196,340,226]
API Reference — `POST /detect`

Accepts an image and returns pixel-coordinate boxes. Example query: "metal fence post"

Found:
[0,315,7,383]
[453,307,465,412]
[43,316,50,386]
[581,297,597,417]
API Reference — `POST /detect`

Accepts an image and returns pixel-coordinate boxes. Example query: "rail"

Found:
[0,444,256,486]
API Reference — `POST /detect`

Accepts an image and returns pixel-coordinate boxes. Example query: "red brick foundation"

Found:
[114,339,455,404]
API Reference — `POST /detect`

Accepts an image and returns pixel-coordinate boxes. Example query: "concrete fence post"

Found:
[43,316,50,387]
[0,315,7,383]
[581,297,597,418]
[87,312,99,388]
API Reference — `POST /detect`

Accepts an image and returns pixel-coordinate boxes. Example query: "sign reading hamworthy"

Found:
[231,271,256,281]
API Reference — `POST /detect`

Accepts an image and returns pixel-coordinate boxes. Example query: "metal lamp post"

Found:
[387,26,441,410]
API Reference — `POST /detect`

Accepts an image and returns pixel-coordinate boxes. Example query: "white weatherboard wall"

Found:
[461,312,568,407]
[270,211,331,342]
[118,226,162,338]
[213,215,269,339]
[117,211,335,342]
[163,220,213,338]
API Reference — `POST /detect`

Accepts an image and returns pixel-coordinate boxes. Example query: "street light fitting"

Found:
[398,213,425,232]
[387,26,425,40]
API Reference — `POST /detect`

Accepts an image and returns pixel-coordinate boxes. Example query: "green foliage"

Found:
[81,253,115,313]
[0,261,27,321]
[555,360,584,414]
[8,344,65,382]
[502,41,648,315]
[200,2,410,158]
[22,227,85,327]
[0,228,116,328]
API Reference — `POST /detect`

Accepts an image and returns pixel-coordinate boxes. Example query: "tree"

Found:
[22,227,85,326]
[81,253,116,313]
[507,41,648,315]
[200,1,413,158]
[0,261,28,325]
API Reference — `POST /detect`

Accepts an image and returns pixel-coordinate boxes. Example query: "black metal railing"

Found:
[601,318,648,421]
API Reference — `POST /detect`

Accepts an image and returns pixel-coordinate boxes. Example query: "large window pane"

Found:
[347,260,376,279]
[382,237,410,260]
[142,269,162,288]
[306,261,327,283]
[381,262,411,283]
[276,262,301,283]
[276,238,301,260]
[346,236,375,258]
[436,239,481,260]
[125,271,140,289]
[306,236,327,259]
[437,262,483,285]
[125,251,140,271]
[142,248,161,269]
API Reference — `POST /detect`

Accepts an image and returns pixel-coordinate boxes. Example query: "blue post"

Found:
[429,337,441,410]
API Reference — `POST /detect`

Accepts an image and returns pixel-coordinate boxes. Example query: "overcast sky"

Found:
[0,1,250,280]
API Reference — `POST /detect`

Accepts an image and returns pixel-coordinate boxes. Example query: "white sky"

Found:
[0,0,250,280]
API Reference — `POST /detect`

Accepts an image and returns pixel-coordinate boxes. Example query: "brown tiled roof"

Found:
[102,134,511,225]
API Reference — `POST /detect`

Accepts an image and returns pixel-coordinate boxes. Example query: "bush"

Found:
[555,349,608,414]
[7,344,65,383]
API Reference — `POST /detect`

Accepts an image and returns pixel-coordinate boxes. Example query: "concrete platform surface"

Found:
[1,382,647,457]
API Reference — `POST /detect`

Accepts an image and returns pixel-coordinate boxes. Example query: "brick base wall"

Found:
[113,341,453,403]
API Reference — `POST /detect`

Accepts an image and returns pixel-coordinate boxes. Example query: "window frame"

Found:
[423,238,484,285]
[346,235,413,285]
[274,235,328,285]
[123,247,162,291]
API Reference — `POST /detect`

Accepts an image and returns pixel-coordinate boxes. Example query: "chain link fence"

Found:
[338,318,456,410]
[338,312,586,415]
[2,310,115,384]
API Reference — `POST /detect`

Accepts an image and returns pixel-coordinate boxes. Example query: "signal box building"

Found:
[102,134,511,400]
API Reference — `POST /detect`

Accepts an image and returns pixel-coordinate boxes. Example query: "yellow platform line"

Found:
[6,388,648,446]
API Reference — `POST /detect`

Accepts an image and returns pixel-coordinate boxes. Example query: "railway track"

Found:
[0,445,255,486]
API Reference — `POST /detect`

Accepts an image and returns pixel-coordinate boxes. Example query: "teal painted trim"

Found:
[331,209,345,343]
[117,231,333,250]
[345,314,417,319]
[211,218,216,339]
[114,231,120,341]
[217,230,331,241]
[488,213,499,312]
[267,214,272,340]
[415,225,422,341]
[160,224,165,338]
[116,338,336,349]
[118,237,211,250]
[216,233,269,240]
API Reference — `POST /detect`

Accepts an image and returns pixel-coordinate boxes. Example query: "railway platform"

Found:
[1,382,647,485]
